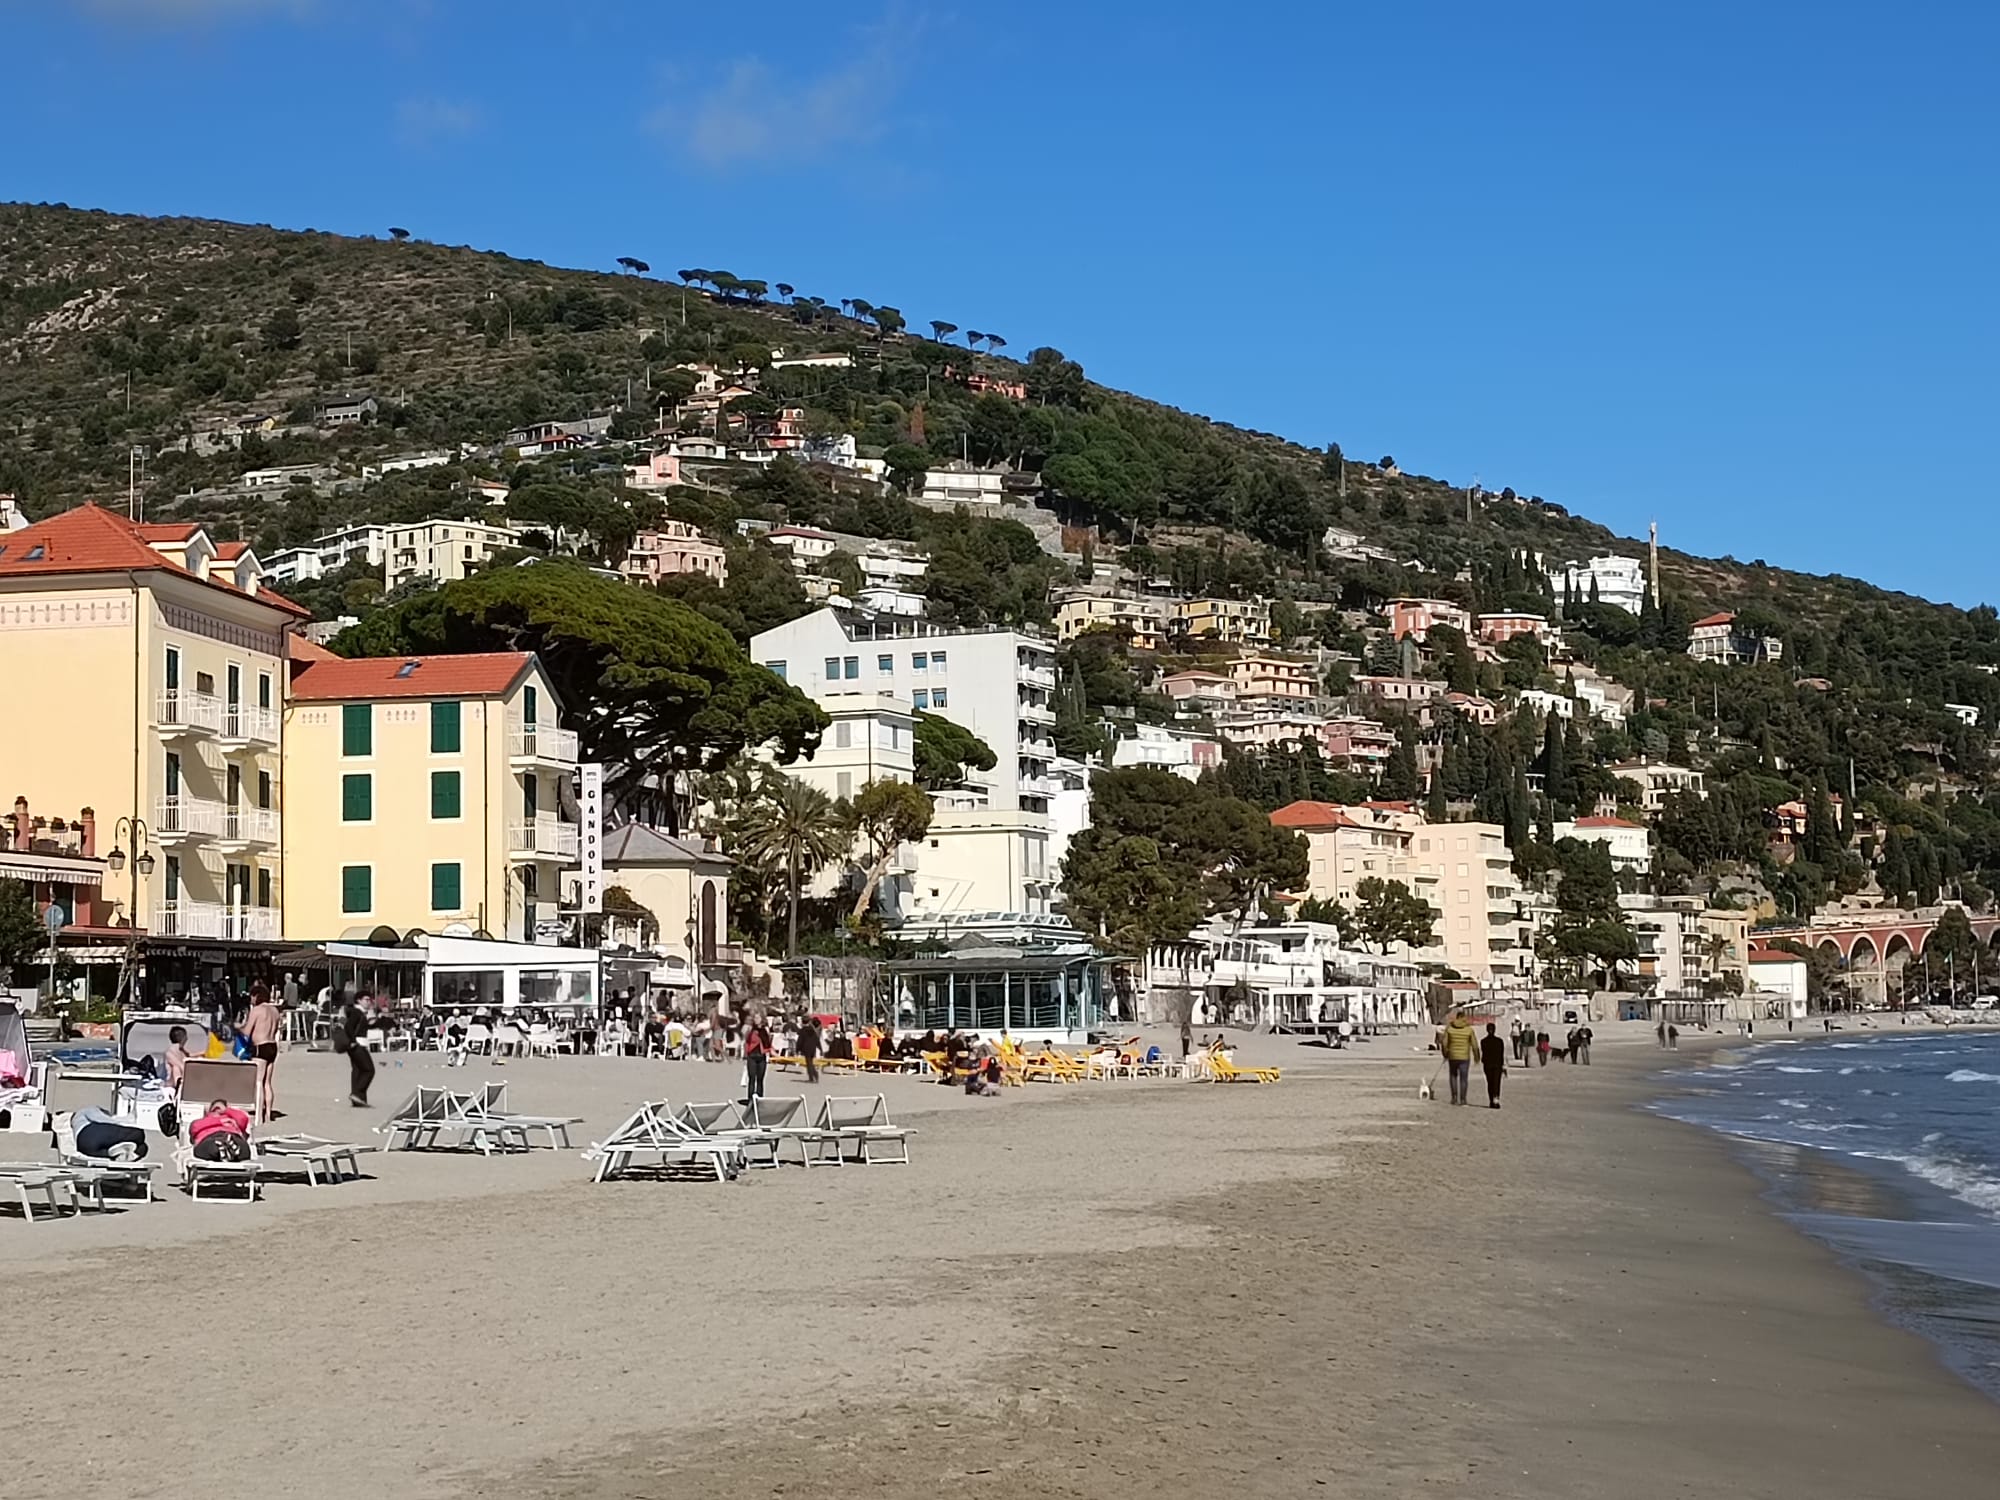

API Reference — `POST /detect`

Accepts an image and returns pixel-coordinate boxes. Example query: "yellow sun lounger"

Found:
[1210,1054,1280,1084]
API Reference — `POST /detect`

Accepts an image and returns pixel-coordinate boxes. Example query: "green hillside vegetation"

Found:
[4,202,1998,922]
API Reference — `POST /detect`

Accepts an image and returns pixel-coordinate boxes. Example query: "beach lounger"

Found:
[53,1115,159,1202]
[813,1095,913,1165]
[741,1095,833,1167]
[675,1101,781,1168]
[0,1164,78,1222]
[257,1135,364,1185]
[378,1087,528,1154]
[465,1083,579,1149]
[583,1102,746,1182]
[1209,1055,1280,1084]
[178,1151,262,1203]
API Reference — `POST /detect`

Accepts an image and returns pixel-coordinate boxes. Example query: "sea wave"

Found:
[1862,1151,2000,1217]
[1776,1065,1822,1074]
[1947,1070,2000,1084]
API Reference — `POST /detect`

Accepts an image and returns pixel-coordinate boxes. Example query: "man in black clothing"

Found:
[797,1015,822,1083]
[1479,1022,1508,1110]
[342,993,376,1107]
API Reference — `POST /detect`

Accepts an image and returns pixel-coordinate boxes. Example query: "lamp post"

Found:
[105,816,156,1011]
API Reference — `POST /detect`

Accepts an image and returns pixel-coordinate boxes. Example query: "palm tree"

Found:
[984,333,1006,354]
[729,775,849,956]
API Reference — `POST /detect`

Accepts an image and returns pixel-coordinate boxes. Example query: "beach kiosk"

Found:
[419,933,601,1016]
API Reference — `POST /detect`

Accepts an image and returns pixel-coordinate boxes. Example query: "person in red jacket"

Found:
[740,1013,771,1108]
[189,1101,252,1161]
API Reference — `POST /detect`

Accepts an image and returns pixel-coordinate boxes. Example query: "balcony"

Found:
[510,720,580,769]
[154,795,225,843]
[213,806,278,850]
[155,691,222,739]
[1017,703,1056,726]
[1020,774,1065,799]
[216,703,279,749]
[154,902,280,943]
[1019,665,1056,690]
[509,817,580,862]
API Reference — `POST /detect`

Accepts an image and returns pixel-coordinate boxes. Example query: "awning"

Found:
[0,855,103,885]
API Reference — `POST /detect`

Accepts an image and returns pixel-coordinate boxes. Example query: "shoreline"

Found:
[8,1036,2000,1497]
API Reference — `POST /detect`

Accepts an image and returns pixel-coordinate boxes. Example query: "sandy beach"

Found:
[7,1024,2000,1499]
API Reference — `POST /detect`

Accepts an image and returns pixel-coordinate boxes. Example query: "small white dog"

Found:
[1417,1074,1435,1101]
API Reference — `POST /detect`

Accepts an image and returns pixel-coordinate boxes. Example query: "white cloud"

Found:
[649,13,917,172]
[397,96,483,148]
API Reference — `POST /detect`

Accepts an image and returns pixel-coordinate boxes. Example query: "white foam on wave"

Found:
[1778,1098,1810,1110]
[1776,1065,1821,1074]
[1947,1070,2000,1085]
[1858,1151,2000,1218]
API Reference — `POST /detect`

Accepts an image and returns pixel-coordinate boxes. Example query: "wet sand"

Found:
[6,1029,1999,1498]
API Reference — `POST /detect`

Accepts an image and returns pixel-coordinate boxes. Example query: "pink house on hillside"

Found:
[625,449,684,490]
[1384,597,1472,641]
[1476,611,1549,645]
[620,521,728,587]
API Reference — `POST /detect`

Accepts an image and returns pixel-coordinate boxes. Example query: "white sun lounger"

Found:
[257,1135,364,1185]
[379,1087,529,1155]
[53,1115,159,1202]
[741,1095,833,1167]
[583,1102,746,1182]
[465,1083,580,1149]
[675,1101,784,1168]
[814,1095,913,1165]
[0,1164,79,1222]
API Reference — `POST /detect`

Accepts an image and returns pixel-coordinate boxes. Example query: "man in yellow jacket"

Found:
[1438,1011,1481,1106]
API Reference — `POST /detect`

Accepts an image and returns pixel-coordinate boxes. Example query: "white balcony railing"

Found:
[155,902,279,942]
[510,721,580,765]
[217,806,278,845]
[155,691,222,736]
[218,703,280,746]
[154,795,225,839]
[509,818,580,860]
[1019,666,1056,690]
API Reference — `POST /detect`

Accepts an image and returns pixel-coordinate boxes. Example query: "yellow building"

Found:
[1053,593,1169,651]
[0,503,305,995]
[283,646,579,942]
[1173,597,1272,646]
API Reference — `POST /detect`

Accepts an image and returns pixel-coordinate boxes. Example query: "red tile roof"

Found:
[0,502,307,618]
[1572,816,1642,829]
[287,636,341,664]
[1748,948,1801,964]
[1691,611,1736,629]
[1270,800,1362,830]
[288,651,535,702]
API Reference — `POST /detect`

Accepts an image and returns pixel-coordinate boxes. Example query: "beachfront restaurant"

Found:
[881,942,1116,1044]
[419,934,601,1014]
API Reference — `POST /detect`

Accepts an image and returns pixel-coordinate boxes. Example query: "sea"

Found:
[1657,1027,2000,1401]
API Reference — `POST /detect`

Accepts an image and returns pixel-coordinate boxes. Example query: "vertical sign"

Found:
[578,762,604,914]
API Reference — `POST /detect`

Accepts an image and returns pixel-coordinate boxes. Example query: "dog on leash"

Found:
[1418,1074,1435,1101]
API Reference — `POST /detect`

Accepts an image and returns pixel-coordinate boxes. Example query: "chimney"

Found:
[11,796,27,851]
[79,806,97,858]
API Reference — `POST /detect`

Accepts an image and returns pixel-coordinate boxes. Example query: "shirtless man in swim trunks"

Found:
[241,981,283,1123]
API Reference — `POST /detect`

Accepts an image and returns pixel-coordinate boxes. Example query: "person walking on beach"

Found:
[1577,1025,1593,1065]
[1657,1018,1668,1048]
[741,1012,771,1107]
[1479,1022,1507,1109]
[1439,1010,1480,1106]
[240,980,282,1123]
[1536,1030,1551,1067]
[1667,1023,1680,1050]
[342,993,375,1108]
[797,1013,821,1084]
[1180,1015,1194,1062]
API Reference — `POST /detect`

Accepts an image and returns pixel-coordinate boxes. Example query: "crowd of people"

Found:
[1434,1012,1597,1109]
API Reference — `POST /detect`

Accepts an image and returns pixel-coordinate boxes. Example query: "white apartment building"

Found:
[1144,919,1424,1031]
[1554,815,1651,873]
[1110,724,1222,781]
[1610,759,1706,813]
[782,690,917,804]
[384,519,526,589]
[919,464,1007,505]
[752,609,1060,918]
[1556,554,1646,614]
[264,524,388,586]
[1517,688,1576,720]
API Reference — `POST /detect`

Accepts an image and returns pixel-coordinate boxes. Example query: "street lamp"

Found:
[106,816,155,1009]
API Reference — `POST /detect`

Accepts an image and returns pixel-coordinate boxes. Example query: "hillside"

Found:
[4,202,1998,922]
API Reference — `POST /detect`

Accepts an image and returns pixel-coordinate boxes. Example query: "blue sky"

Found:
[6,0,1996,608]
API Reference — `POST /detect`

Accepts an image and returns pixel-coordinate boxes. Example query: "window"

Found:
[196,671,215,695]
[165,855,180,901]
[341,865,372,914]
[165,752,181,797]
[258,673,272,711]
[912,689,929,711]
[843,657,859,679]
[431,862,463,912]
[931,687,948,709]
[764,660,788,681]
[342,703,372,756]
[428,701,463,754]
[342,774,372,822]
[523,684,539,725]
[226,663,241,706]
[523,774,538,819]
[877,654,893,674]
[226,765,241,808]
[825,657,841,680]
[913,652,928,672]
[431,770,462,819]
[227,863,250,907]
[835,721,852,749]
[164,646,180,694]
[837,772,852,799]
[257,771,272,810]
[256,869,273,907]
[931,650,947,670]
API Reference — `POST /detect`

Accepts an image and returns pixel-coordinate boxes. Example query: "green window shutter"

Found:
[430,770,461,819]
[340,865,371,914]
[431,862,462,912]
[431,700,461,754]
[342,703,372,756]
[341,773,372,822]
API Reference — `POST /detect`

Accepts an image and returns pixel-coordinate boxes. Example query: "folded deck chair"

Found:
[674,1101,781,1168]
[378,1087,526,1154]
[582,1101,746,1182]
[813,1094,913,1165]
[741,1095,831,1167]
[464,1082,580,1149]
